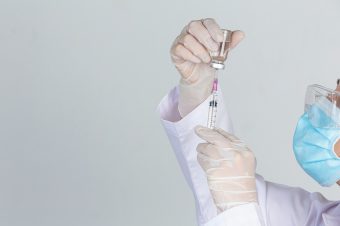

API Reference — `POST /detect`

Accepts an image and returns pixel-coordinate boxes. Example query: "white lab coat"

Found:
[158,87,340,226]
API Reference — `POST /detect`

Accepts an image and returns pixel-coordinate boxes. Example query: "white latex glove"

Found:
[195,125,258,213]
[170,18,245,117]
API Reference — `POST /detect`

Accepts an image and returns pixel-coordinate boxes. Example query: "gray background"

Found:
[0,0,339,225]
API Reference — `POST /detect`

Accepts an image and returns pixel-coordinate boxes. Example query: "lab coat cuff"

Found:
[158,86,233,135]
[202,203,265,226]
[158,86,212,133]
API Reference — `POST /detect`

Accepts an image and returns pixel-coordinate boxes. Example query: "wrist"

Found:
[213,192,258,213]
[209,178,258,212]
[178,65,215,117]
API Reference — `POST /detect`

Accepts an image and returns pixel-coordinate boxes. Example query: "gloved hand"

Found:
[195,125,258,212]
[170,18,245,117]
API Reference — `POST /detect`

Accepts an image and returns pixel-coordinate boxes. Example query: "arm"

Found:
[159,18,263,226]
[158,87,264,226]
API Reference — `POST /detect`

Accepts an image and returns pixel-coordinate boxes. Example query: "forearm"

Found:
[178,64,215,118]
[158,86,234,224]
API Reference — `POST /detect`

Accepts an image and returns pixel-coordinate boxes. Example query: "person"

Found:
[158,18,340,226]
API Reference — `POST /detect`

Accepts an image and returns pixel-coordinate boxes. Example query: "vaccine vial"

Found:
[210,29,232,70]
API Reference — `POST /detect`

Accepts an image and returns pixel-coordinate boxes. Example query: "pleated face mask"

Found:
[293,84,340,186]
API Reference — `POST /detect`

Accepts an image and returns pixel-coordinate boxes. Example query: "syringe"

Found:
[207,72,219,129]
[207,29,232,129]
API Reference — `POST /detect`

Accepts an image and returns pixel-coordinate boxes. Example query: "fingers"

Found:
[178,34,211,63]
[197,143,234,160]
[195,126,250,153]
[335,79,340,108]
[186,20,219,52]
[197,143,236,172]
[171,19,245,67]
[195,125,232,147]
[326,79,340,107]
[216,128,251,152]
[197,145,219,171]
[229,30,245,50]
[215,128,241,143]
[171,43,201,64]
[195,126,251,153]
[202,18,224,42]
[335,79,340,92]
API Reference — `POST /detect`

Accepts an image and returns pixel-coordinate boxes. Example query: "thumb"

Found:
[215,128,242,143]
[229,30,245,50]
[195,125,231,147]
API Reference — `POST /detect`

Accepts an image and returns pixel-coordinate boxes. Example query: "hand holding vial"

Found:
[170,18,244,83]
[171,19,245,117]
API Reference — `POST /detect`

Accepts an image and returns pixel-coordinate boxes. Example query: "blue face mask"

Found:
[293,104,340,186]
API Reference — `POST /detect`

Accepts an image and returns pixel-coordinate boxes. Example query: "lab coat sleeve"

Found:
[158,86,264,226]
[263,178,340,226]
[203,204,264,226]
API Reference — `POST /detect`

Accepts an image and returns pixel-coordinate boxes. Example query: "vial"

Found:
[210,29,232,70]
